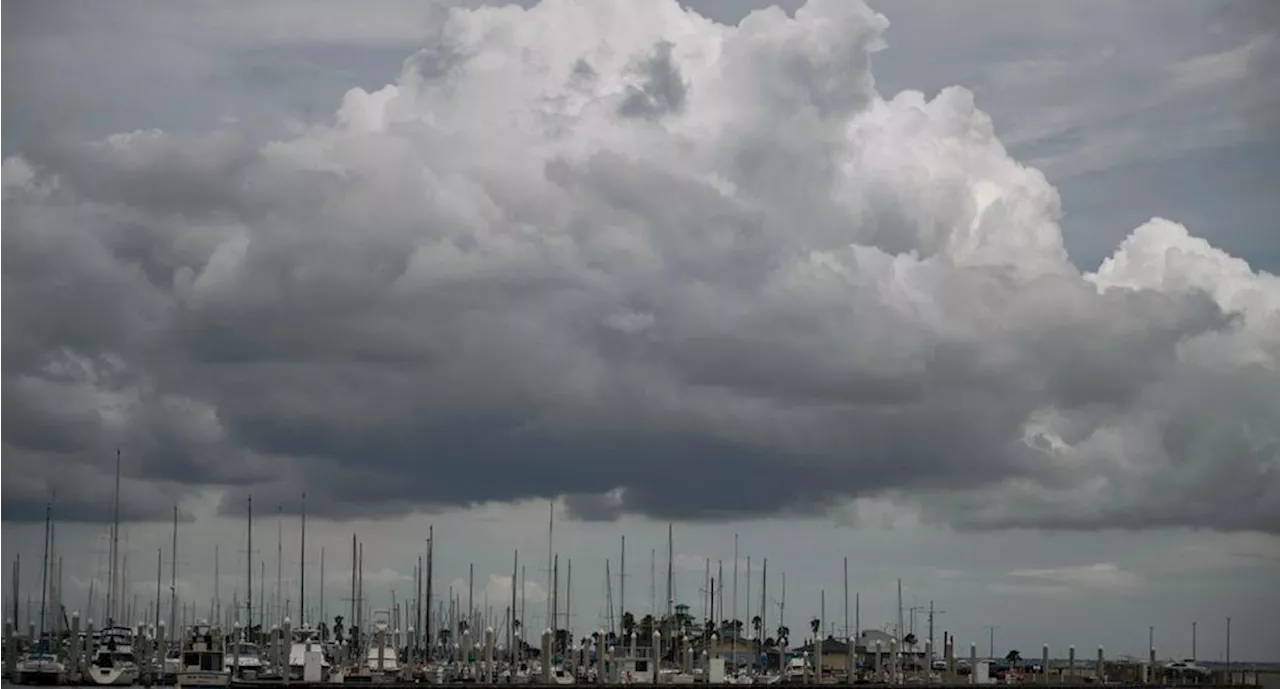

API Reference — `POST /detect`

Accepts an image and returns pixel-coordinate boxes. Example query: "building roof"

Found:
[795,637,852,654]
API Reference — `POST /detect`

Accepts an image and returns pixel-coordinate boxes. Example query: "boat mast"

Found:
[169,505,177,641]
[299,492,306,626]
[510,550,518,658]
[349,533,357,639]
[425,526,433,650]
[154,548,162,635]
[108,449,121,626]
[246,495,254,636]
[546,502,553,634]
[276,506,283,627]
[666,524,674,619]
[619,535,625,640]
[38,501,51,642]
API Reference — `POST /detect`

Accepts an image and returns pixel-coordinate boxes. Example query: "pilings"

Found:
[540,629,552,684]
[969,643,977,686]
[4,620,15,681]
[484,627,495,684]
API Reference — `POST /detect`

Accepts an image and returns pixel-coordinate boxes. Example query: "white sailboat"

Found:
[18,501,66,685]
[88,451,138,686]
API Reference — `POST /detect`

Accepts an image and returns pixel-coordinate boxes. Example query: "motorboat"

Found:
[288,623,331,681]
[176,623,230,688]
[87,625,140,686]
[363,620,401,678]
[224,639,266,679]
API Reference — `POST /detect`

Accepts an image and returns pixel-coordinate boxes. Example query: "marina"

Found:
[3,487,1275,688]
[3,449,1273,688]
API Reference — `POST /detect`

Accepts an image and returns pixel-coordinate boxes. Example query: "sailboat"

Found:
[88,451,140,686]
[16,501,66,685]
[286,495,331,682]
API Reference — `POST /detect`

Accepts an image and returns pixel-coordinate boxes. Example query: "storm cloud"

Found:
[3,0,1277,531]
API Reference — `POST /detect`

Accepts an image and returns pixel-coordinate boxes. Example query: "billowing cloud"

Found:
[3,0,1277,532]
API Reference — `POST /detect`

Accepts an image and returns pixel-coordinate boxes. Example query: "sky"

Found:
[2,0,1278,662]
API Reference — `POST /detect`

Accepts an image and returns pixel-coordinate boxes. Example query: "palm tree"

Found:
[810,618,820,639]
[640,614,656,641]
[1006,649,1022,664]
[776,625,790,648]
[622,612,636,638]
[333,616,345,644]
[751,616,762,638]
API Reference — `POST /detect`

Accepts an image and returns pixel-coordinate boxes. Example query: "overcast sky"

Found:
[3,0,1278,662]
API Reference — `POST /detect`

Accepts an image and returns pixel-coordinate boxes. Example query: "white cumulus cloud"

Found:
[2,0,1277,534]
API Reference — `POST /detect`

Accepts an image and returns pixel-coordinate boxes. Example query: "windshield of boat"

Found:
[94,651,136,665]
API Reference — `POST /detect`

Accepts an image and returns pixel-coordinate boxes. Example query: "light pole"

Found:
[985,625,998,661]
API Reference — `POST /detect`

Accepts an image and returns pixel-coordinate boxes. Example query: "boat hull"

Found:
[86,665,139,686]
[16,669,64,685]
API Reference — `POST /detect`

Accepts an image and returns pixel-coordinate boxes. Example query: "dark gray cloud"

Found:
[4,0,1277,532]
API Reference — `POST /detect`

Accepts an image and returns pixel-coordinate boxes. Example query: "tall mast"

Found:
[510,550,518,657]
[605,559,614,635]
[843,557,849,640]
[246,496,254,634]
[276,506,283,627]
[566,558,573,642]
[357,542,364,635]
[154,548,162,635]
[349,534,357,635]
[169,505,177,640]
[896,579,904,677]
[703,559,710,627]
[551,554,559,635]
[319,548,326,632]
[665,524,674,619]
[618,535,625,638]
[11,555,19,632]
[108,449,121,625]
[38,501,51,641]
[425,526,433,650]
[49,500,57,638]
[300,493,306,626]
[214,545,220,624]
[468,563,474,632]
[732,533,738,660]
[717,560,724,627]
[415,554,422,659]
[546,502,554,633]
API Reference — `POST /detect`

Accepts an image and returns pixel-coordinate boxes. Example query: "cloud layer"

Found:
[3,0,1277,531]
